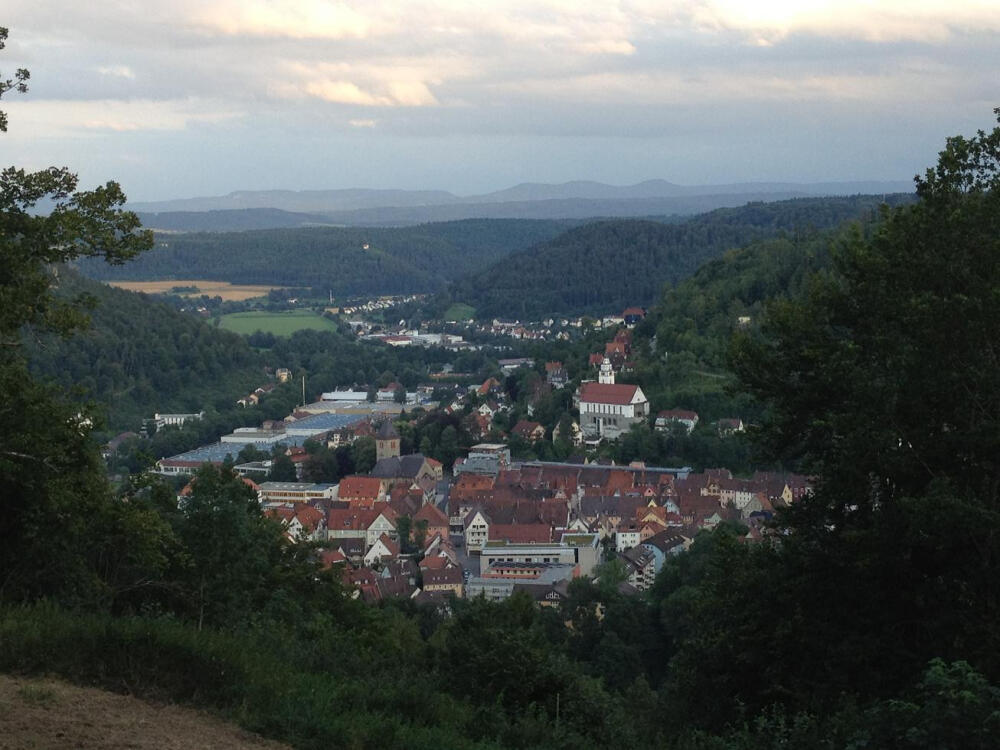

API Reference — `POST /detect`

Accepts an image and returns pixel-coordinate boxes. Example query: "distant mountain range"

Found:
[130,179,915,231]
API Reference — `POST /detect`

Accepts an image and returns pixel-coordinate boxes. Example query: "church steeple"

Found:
[598,356,615,385]
[375,419,400,460]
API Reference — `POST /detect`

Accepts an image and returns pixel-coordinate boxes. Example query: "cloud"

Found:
[656,0,1000,43]
[2,98,243,137]
[96,65,135,79]
[189,0,374,39]
[3,0,998,196]
[300,77,437,107]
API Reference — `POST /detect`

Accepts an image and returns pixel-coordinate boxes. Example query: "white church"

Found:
[577,357,649,442]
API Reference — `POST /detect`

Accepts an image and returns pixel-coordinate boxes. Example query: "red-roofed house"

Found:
[338,475,386,506]
[327,506,398,549]
[622,307,646,326]
[364,533,401,566]
[414,502,450,541]
[478,377,503,396]
[422,566,464,598]
[288,505,326,541]
[318,548,347,570]
[511,420,546,443]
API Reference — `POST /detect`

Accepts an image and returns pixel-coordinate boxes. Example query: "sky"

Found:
[2,1,998,202]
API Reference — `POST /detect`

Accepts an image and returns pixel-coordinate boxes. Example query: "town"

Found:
[139,306,810,608]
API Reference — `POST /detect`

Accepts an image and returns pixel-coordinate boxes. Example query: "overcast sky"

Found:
[2,1,998,201]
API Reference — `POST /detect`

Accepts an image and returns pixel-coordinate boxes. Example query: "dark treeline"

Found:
[440,194,914,319]
[78,218,572,295]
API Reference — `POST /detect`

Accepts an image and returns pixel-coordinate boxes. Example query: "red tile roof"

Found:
[339,475,383,500]
[419,555,452,571]
[579,382,641,406]
[424,567,463,587]
[319,548,347,569]
[489,523,554,544]
[414,502,449,526]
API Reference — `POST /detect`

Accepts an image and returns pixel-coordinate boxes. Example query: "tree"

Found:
[0,28,28,133]
[711,110,1000,715]
[268,451,298,482]
[237,444,268,463]
[437,424,459,468]
[733,111,1000,516]
[353,436,377,474]
[170,465,323,629]
[396,516,413,553]
[1,31,155,604]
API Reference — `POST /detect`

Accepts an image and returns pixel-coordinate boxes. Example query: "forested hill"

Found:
[26,270,264,431]
[442,194,914,319]
[646,233,838,369]
[136,207,337,232]
[78,218,572,296]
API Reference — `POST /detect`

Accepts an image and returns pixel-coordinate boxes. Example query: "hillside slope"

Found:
[0,675,289,750]
[137,207,338,232]
[27,270,263,431]
[445,194,912,319]
[79,219,572,295]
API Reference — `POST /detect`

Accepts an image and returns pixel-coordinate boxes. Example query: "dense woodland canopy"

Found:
[4,33,1000,749]
[441,194,914,319]
[26,271,262,430]
[79,218,572,295]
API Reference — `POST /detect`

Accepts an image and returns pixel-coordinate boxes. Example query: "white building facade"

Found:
[578,359,649,441]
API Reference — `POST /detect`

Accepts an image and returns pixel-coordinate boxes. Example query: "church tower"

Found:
[598,356,615,385]
[375,419,401,460]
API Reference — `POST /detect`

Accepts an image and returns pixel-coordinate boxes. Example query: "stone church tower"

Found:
[375,419,401,460]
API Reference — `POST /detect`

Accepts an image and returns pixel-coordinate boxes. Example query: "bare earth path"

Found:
[0,675,291,750]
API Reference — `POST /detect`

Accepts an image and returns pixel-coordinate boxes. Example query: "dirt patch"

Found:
[106,280,280,301]
[0,675,291,750]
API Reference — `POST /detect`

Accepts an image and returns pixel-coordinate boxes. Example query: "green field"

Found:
[443,302,476,321]
[219,310,340,336]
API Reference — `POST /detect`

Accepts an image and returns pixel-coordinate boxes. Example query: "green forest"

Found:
[5,33,1000,749]
[440,194,914,319]
[78,218,572,295]
[25,271,263,431]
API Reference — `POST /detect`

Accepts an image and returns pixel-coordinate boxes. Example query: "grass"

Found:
[443,303,476,322]
[0,605,493,750]
[219,310,340,336]
[16,683,58,706]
